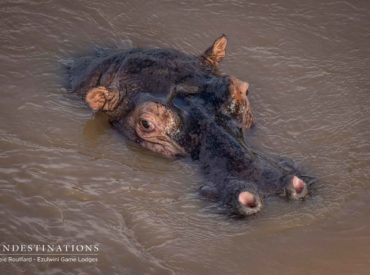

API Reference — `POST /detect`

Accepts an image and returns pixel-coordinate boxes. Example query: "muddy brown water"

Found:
[1,0,369,274]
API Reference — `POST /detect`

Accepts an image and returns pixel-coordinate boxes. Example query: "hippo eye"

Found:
[139,119,155,132]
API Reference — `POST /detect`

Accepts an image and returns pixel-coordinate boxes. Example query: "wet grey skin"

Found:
[68,35,312,217]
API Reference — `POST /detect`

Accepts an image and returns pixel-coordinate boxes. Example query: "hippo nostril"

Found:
[238,191,257,208]
[295,185,304,194]
[238,191,262,216]
[286,176,308,200]
[292,176,305,194]
[247,199,257,208]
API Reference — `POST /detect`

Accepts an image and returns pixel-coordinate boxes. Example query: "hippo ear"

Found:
[201,34,228,67]
[229,77,249,100]
[85,86,120,112]
[227,77,254,128]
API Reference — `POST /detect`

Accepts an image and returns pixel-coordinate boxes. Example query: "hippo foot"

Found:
[285,176,308,200]
[238,191,263,215]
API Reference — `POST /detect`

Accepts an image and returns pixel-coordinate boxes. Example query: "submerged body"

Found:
[69,35,311,216]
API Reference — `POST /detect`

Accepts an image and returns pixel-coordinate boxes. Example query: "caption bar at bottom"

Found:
[0,255,98,263]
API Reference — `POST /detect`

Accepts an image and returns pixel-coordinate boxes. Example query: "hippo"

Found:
[68,35,312,217]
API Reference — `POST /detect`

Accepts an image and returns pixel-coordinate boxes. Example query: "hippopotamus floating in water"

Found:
[68,35,312,217]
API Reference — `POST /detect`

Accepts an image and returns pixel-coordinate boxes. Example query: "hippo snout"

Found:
[193,120,310,217]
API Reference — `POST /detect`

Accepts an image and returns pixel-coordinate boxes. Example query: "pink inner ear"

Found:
[214,36,227,53]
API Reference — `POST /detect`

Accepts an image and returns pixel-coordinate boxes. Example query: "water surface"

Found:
[0,0,369,274]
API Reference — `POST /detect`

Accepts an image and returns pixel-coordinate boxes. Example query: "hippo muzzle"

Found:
[171,99,309,216]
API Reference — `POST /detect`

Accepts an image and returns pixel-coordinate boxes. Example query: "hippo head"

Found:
[73,35,310,217]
